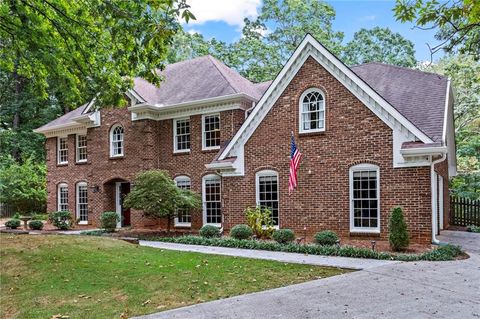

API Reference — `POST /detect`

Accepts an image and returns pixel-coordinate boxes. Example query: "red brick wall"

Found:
[222,57,433,243]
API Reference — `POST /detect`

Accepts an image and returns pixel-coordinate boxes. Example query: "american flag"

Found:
[289,133,302,193]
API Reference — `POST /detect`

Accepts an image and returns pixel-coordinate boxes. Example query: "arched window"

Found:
[349,164,380,233]
[299,88,325,133]
[76,182,88,224]
[57,183,69,212]
[110,125,124,157]
[202,174,221,226]
[174,176,192,226]
[256,170,279,226]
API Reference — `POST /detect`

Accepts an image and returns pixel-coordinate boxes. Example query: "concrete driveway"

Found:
[135,231,480,319]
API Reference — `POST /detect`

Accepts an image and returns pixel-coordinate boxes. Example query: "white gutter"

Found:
[431,152,447,245]
[400,146,447,156]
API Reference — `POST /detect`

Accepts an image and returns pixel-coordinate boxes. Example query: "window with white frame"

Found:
[256,170,279,226]
[349,164,380,232]
[57,137,68,164]
[57,183,69,212]
[174,118,191,152]
[76,134,87,162]
[174,176,192,226]
[110,125,124,157]
[202,175,221,225]
[299,88,325,133]
[76,182,88,224]
[202,114,220,150]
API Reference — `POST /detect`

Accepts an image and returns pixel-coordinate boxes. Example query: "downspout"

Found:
[431,153,447,245]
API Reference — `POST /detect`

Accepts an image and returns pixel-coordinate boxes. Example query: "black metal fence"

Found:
[450,196,480,226]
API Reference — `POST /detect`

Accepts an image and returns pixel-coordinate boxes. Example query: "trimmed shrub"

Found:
[467,225,480,233]
[100,212,119,232]
[5,219,21,229]
[199,225,221,238]
[230,224,253,240]
[48,211,73,230]
[273,229,295,244]
[28,220,44,230]
[314,230,339,246]
[388,207,409,251]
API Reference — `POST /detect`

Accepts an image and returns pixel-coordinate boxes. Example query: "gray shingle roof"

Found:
[351,62,448,142]
[36,103,88,131]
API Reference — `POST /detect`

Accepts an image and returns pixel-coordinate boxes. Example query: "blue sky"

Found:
[183,0,443,62]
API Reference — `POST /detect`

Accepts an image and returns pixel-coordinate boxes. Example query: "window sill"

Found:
[174,223,192,228]
[298,130,326,137]
[202,148,220,153]
[78,221,88,225]
[349,230,380,236]
[173,150,190,156]
[75,161,88,165]
[109,155,124,160]
[56,163,68,167]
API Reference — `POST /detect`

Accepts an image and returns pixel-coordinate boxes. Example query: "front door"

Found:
[115,182,131,228]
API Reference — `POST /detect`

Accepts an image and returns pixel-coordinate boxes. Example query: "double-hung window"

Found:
[174,176,192,226]
[76,134,87,162]
[256,170,280,226]
[349,164,380,233]
[57,137,68,164]
[299,89,325,133]
[202,114,220,150]
[202,175,221,225]
[57,183,69,212]
[110,125,124,157]
[174,118,191,153]
[76,182,88,224]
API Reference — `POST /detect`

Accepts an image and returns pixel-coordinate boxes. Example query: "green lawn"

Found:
[0,234,349,318]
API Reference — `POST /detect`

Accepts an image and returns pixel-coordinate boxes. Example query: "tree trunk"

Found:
[11,66,22,162]
[167,215,171,233]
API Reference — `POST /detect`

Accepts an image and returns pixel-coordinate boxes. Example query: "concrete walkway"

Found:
[136,231,480,319]
[139,241,397,270]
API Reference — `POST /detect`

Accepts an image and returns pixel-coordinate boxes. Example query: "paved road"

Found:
[136,232,480,319]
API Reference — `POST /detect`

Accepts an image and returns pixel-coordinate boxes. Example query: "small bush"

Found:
[245,206,275,239]
[230,224,253,240]
[81,230,108,236]
[314,230,339,246]
[5,219,21,229]
[48,211,73,230]
[12,212,20,219]
[199,225,221,238]
[100,212,119,232]
[273,229,295,244]
[28,220,44,230]
[467,225,480,233]
[389,207,409,251]
[31,213,48,221]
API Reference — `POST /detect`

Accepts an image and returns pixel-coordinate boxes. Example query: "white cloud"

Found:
[186,28,201,35]
[186,0,261,27]
[358,15,376,22]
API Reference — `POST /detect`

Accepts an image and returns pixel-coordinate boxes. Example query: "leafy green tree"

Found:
[420,55,480,199]
[394,0,480,59]
[123,170,201,231]
[0,0,194,107]
[343,27,417,67]
[0,156,47,214]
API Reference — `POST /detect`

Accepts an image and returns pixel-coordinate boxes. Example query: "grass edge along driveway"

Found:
[0,234,350,319]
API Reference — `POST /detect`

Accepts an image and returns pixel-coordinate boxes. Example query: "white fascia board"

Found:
[219,34,433,161]
[400,146,447,156]
[82,98,97,114]
[126,89,147,104]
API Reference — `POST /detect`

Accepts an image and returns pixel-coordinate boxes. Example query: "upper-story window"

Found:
[349,164,380,233]
[174,176,192,226]
[202,114,220,150]
[110,125,124,157]
[57,136,68,164]
[174,118,191,153]
[256,170,280,226]
[76,134,87,163]
[299,88,325,133]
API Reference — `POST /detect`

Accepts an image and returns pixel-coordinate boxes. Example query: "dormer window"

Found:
[110,125,124,157]
[299,88,325,133]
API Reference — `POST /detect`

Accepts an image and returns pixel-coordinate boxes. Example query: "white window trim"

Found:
[255,170,280,229]
[174,175,192,227]
[349,163,380,233]
[76,134,87,163]
[299,88,326,134]
[76,182,88,225]
[109,124,124,157]
[202,113,221,151]
[57,136,68,165]
[57,183,68,212]
[173,117,191,153]
[202,174,222,227]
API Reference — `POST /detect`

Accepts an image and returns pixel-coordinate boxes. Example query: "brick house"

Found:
[35,35,456,244]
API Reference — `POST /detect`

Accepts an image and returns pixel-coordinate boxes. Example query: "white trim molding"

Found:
[349,163,380,234]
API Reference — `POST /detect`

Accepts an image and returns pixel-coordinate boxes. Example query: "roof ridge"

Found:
[207,55,239,93]
[207,55,256,93]
[352,61,447,79]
